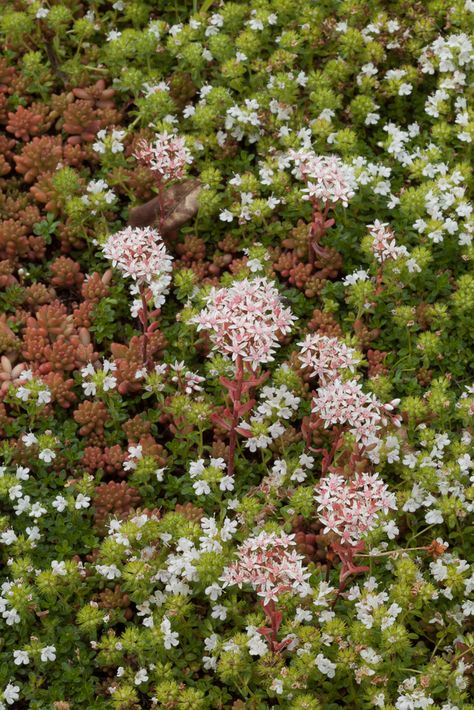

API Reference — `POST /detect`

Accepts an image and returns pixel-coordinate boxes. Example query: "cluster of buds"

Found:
[297,330,401,591]
[368,220,409,264]
[366,220,420,293]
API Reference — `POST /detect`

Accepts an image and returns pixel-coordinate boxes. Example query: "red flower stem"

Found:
[321,426,344,475]
[262,600,280,652]
[308,200,333,265]
[227,355,244,477]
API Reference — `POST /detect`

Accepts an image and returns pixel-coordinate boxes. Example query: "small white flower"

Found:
[26,526,41,543]
[13,650,30,665]
[425,509,443,525]
[161,616,179,649]
[40,645,56,662]
[0,529,17,545]
[315,653,336,678]
[51,560,67,576]
[247,632,267,656]
[3,683,20,704]
[271,678,284,695]
[39,448,56,464]
[75,494,91,510]
[134,669,149,685]
[52,495,68,512]
[219,475,234,492]
[16,387,30,402]
[96,564,121,580]
[383,520,399,539]
[29,502,47,518]
[15,466,30,481]
[398,82,413,96]
[82,382,97,397]
[219,209,234,222]
[103,376,117,392]
[22,433,38,447]
[430,559,448,581]
[3,607,21,625]
[155,468,166,482]
[205,583,223,601]
[37,389,51,405]
[211,604,227,620]
[295,607,313,623]
[193,480,211,496]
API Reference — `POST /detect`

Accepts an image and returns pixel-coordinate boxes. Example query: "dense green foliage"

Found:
[0,0,473,708]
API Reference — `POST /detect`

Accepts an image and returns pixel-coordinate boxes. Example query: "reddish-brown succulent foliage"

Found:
[49,256,84,290]
[74,400,109,444]
[6,103,51,141]
[92,480,142,535]
[111,332,167,394]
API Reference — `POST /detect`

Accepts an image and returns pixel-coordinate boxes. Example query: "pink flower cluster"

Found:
[298,334,360,383]
[134,131,193,182]
[315,472,397,545]
[289,150,357,207]
[191,278,296,369]
[312,377,400,448]
[220,531,311,605]
[102,226,173,313]
[368,220,409,263]
[102,226,173,285]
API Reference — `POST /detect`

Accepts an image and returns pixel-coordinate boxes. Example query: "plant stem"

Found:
[355,546,428,558]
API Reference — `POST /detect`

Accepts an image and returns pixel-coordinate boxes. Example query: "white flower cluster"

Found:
[189,458,234,496]
[93,128,126,154]
[402,431,473,527]
[81,179,116,214]
[81,360,117,397]
[14,370,51,407]
[412,172,472,246]
[239,385,300,452]
[347,577,402,631]
[225,99,263,144]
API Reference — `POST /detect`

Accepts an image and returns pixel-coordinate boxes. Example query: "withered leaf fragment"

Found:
[128,179,201,237]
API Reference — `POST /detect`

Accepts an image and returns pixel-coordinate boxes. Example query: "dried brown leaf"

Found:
[128,179,201,237]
